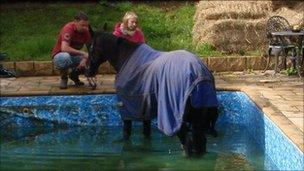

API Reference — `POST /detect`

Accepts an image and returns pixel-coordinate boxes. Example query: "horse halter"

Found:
[90,35,108,62]
[86,35,107,90]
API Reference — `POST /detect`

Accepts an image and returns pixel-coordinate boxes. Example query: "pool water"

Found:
[1,124,265,171]
[0,92,302,170]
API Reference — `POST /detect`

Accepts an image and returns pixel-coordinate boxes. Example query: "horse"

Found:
[85,29,219,157]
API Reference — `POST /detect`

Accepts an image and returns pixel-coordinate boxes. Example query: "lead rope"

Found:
[85,65,98,90]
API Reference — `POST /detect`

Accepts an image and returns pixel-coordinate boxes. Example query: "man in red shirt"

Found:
[113,11,145,43]
[52,11,91,89]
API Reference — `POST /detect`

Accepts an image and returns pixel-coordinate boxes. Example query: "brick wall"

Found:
[1,56,268,76]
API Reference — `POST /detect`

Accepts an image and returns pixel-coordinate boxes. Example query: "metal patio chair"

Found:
[0,52,16,78]
[263,15,297,73]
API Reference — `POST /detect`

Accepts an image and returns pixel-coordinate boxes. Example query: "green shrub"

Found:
[0,2,228,61]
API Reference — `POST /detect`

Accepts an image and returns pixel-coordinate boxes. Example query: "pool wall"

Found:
[1,91,303,170]
[217,92,303,170]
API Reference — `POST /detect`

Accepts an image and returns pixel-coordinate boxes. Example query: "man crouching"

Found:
[51,11,91,89]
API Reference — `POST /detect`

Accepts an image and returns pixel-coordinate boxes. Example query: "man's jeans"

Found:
[53,52,81,71]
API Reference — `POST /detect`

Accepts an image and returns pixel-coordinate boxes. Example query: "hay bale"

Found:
[193,0,304,53]
[201,19,267,53]
[272,6,304,26]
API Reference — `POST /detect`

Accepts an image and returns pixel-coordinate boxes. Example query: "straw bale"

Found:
[200,19,267,53]
[193,0,304,53]
[272,6,304,26]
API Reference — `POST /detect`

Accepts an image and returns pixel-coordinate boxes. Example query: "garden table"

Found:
[270,31,304,77]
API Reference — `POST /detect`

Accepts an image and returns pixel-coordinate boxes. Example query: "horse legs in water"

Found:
[177,103,218,157]
[177,115,206,157]
[123,120,151,141]
[142,120,151,138]
[123,120,132,141]
[205,107,219,137]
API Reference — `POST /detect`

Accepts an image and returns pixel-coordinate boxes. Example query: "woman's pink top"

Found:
[113,23,145,43]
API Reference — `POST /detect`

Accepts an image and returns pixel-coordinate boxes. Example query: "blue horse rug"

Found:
[115,44,218,136]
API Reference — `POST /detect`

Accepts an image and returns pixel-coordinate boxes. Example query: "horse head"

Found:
[85,23,141,89]
[85,24,113,89]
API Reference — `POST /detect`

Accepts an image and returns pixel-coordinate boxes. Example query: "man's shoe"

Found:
[69,76,85,86]
[59,70,68,89]
[69,69,85,87]
[59,78,68,89]
[74,80,85,86]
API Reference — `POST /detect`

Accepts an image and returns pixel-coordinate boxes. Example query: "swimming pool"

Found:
[0,92,303,170]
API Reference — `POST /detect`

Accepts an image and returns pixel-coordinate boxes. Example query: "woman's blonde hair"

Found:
[122,11,138,27]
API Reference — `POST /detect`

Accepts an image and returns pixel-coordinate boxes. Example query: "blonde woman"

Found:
[113,12,148,140]
[113,11,145,43]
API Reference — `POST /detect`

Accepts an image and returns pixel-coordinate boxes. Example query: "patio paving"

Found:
[0,70,303,152]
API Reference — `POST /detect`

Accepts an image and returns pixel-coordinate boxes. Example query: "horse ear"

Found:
[101,22,108,31]
[89,25,94,37]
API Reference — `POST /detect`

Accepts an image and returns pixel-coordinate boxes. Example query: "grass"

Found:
[0,1,256,61]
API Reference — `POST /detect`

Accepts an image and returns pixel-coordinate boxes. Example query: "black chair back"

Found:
[266,16,291,46]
